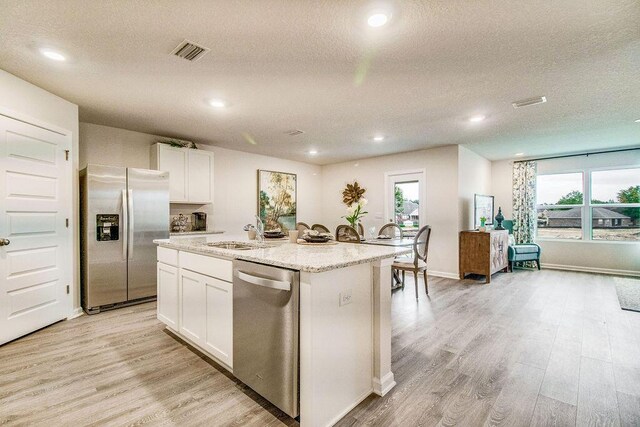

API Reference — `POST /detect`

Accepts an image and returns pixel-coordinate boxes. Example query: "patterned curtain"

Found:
[512,161,537,245]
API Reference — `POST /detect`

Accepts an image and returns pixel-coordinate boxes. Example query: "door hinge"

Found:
[66,285,70,294]
[65,218,69,228]
[65,150,69,161]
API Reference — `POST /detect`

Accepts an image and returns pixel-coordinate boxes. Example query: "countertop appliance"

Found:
[192,212,207,231]
[80,164,169,314]
[233,260,300,419]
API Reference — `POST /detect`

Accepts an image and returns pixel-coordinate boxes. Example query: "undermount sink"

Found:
[206,242,271,250]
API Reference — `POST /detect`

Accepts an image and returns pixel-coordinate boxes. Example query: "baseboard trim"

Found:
[542,263,640,277]
[373,372,396,396]
[67,307,84,320]
[428,270,459,280]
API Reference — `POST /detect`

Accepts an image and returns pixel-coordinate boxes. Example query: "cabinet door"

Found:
[157,263,178,329]
[204,276,233,367]
[187,150,213,203]
[179,269,206,345]
[158,145,187,202]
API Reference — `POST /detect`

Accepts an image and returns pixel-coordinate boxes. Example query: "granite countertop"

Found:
[154,234,411,273]
[169,230,225,236]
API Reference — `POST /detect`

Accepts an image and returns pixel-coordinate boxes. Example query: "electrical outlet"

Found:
[339,289,353,306]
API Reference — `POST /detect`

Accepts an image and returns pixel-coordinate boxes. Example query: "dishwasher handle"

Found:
[235,270,291,291]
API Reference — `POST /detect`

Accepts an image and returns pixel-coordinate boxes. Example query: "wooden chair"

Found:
[311,224,330,233]
[378,223,404,239]
[296,222,310,234]
[335,225,361,243]
[357,223,365,237]
[392,225,432,299]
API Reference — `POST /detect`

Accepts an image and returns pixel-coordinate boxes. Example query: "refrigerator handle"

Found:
[128,189,134,260]
[121,189,128,260]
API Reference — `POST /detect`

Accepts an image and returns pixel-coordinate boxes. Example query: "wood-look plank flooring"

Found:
[1,270,639,426]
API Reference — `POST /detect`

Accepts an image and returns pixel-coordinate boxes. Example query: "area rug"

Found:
[614,277,640,313]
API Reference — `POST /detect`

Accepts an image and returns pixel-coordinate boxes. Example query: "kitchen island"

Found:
[154,234,410,427]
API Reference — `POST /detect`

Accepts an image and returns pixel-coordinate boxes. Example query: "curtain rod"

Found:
[513,147,640,163]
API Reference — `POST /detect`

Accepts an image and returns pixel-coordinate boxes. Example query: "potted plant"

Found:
[341,181,368,229]
[479,216,487,232]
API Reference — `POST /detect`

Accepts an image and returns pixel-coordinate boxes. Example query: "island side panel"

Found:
[300,263,373,427]
[372,257,396,396]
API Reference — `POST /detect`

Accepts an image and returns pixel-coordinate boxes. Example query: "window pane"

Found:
[592,207,640,241]
[394,181,420,234]
[591,168,640,204]
[537,173,584,206]
[537,207,582,240]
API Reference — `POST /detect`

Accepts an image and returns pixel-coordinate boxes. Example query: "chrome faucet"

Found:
[255,215,265,242]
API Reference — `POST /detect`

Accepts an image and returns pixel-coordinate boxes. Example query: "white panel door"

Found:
[0,114,71,345]
[187,150,213,203]
[157,262,178,329]
[204,276,232,367]
[158,145,187,202]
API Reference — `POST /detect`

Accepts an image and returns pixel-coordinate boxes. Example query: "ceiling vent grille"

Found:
[512,96,547,108]
[285,129,305,136]
[171,39,210,62]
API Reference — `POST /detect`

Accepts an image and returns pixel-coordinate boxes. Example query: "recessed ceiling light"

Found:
[308,150,318,155]
[40,48,66,61]
[373,135,385,142]
[208,99,227,108]
[469,115,486,123]
[367,12,389,27]
[515,153,524,157]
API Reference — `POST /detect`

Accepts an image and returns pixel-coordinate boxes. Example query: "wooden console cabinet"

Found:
[459,230,508,283]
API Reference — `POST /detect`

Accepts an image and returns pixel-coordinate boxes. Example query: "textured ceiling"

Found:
[0,0,638,164]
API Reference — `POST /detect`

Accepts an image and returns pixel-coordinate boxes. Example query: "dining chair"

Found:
[378,223,404,239]
[335,225,361,243]
[357,223,365,237]
[296,222,310,234]
[392,225,432,299]
[311,224,330,233]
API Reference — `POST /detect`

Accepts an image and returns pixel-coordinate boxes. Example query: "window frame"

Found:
[535,170,585,241]
[535,166,640,244]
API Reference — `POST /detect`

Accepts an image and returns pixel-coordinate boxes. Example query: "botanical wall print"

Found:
[341,181,368,228]
[512,161,538,267]
[474,194,495,229]
[258,170,297,232]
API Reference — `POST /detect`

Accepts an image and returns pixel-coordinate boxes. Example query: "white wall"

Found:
[458,146,492,231]
[79,123,323,234]
[0,69,80,313]
[320,146,460,278]
[491,151,640,274]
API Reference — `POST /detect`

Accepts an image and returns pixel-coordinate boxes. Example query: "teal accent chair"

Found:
[503,220,541,271]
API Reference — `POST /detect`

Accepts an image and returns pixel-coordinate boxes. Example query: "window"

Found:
[590,168,640,242]
[394,181,420,233]
[536,172,584,240]
[535,167,639,242]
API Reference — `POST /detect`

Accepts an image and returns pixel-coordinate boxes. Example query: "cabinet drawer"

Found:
[180,251,233,282]
[157,247,178,266]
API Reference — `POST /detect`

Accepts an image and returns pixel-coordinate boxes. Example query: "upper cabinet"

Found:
[151,143,214,203]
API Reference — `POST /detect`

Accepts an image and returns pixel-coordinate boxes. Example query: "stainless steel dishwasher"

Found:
[233,260,300,419]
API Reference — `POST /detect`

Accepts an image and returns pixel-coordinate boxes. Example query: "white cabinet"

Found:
[204,276,233,366]
[159,248,234,369]
[157,262,179,329]
[151,143,214,203]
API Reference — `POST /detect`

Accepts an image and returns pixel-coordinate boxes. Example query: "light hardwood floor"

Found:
[1,270,639,426]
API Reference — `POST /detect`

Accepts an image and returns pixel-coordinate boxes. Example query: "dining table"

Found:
[362,237,415,289]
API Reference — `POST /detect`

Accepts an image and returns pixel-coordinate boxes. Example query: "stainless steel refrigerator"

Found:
[80,164,169,314]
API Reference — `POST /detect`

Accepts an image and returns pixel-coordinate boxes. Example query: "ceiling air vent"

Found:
[285,129,305,136]
[171,39,210,62]
[512,96,547,109]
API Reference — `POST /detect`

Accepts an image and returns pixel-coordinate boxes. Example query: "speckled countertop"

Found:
[154,234,411,273]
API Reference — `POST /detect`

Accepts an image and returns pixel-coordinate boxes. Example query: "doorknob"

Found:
[0,238,10,246]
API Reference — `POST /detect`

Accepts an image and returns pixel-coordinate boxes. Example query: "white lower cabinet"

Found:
[158,250,234,370]
[203,276,233,367]
[157,262,179,329]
